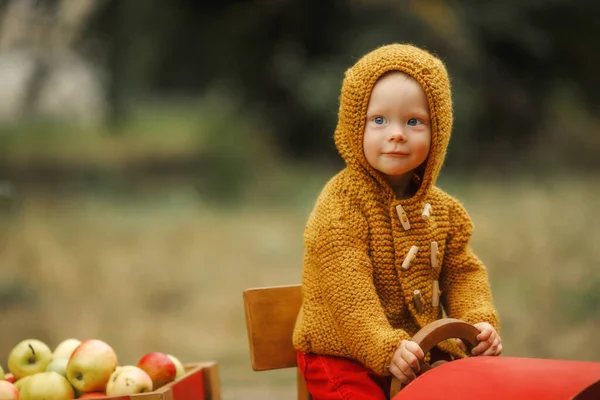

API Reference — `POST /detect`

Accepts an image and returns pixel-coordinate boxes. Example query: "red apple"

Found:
[105,366,152,395]
[8,338,53,379]
[137,352,176,389]
[0,381,18,400]
[4,373,16,383]
[19,371,75,399]
[78,392,107,398]
[66,339,118,393]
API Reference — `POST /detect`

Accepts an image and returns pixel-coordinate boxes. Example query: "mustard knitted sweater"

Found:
[292,44,500,376]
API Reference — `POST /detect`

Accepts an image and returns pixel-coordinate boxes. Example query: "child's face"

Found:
[363,72,431,184]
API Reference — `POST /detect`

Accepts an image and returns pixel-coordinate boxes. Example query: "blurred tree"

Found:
[92,0,432,161]
[0,0,107,124]
[452,0,600,167]
[79,0,600,168]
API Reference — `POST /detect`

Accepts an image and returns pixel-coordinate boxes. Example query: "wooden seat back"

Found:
[243,284,310,399]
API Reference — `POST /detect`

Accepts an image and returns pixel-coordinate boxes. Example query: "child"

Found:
[292,44,502,399]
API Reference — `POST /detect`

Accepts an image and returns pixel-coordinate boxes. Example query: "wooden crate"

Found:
[95,361,220,400]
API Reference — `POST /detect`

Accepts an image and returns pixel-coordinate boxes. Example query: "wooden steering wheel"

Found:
[389,318,481,398]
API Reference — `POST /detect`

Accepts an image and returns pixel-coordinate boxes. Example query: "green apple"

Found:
[8,339,53,380]
[0,380,18,400]
[46,358,69,377]
[66,339,118,393]
[14,375,31,391]
[53,339,81,360]
[105,366,152,395]
[0,364,5,380]
[167,354,185,379]
[19,371,74,400]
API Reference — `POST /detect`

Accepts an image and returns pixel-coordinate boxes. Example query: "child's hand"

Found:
[456,322,502,356]
[390,340,425,384]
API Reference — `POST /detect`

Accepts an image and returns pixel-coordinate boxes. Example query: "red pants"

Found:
[297,351,392,400]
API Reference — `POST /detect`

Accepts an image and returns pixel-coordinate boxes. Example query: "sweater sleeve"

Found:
[310,211,410,375]
[440,200,500,333]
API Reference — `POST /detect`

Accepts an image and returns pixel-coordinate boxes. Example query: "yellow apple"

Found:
[19,371,74,400]
[167,354,185,379]
[66,339,118,393]
[8,339,53,380]
[53,339,81,360]
[14,375,31,391]
[105,366,152,395]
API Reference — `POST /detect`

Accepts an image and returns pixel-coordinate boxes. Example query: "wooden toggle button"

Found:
[414,290,423,313]
[430,241,438,268]
[432,280,440,307]
[395,204,411,231]
[421,203,432,220]
[402,246,419,270]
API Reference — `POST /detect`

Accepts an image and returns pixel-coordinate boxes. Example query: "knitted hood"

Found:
[334,44,453,199]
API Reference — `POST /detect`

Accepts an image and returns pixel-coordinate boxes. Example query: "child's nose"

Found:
[389,128,407,143]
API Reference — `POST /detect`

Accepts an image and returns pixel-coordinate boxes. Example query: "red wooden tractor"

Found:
[389,318,600,400]
[244,285,600,400]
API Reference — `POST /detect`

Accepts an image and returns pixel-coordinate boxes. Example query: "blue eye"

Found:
[407,118,422,126]
[373,116,386,125]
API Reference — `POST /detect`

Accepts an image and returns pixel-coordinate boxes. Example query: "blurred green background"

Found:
[0,0,599,398]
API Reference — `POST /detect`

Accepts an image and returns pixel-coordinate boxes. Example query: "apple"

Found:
[47,358,69,377]
[14,375,31,391]
[0,381,18,400]
[66,339,118,393]
[53,339,82,360]
[105,366,152,395]
[19,371,75,400]
[8,338,53,379]
[167,354,185,379]
[78,393,106,399]
[4,373,15,383]
[137,352,176,389]
[0,364,4,380]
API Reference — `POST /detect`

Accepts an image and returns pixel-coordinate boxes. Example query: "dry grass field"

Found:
[0,172,599,399]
